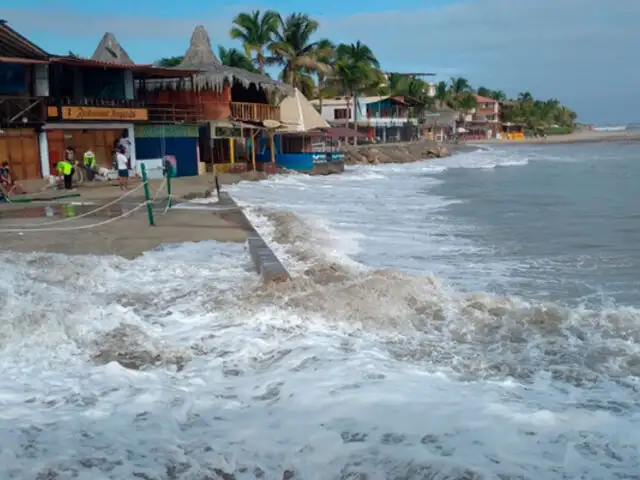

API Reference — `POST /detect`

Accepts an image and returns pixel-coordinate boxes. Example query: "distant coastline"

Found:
[467,129,640,146]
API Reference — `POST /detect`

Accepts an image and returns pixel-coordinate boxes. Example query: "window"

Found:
[334,108,349,120]
[0,64,27,95]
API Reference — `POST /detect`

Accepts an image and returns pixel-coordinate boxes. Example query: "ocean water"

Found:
[2,142,640,479]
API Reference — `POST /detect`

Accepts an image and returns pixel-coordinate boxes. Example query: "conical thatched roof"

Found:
[147,25,291,96]
[178,25,221,68]
[92,32,134,64]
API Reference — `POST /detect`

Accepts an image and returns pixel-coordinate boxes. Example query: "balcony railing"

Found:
[48,97,146,108]
[0,96,46,125]
[230,102,279,122]
[147,104,204,123]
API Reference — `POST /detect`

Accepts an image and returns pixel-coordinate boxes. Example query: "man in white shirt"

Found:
[116,145,129,191]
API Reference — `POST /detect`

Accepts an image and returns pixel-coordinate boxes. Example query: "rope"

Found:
[0,200,148,233]
[0,181,149,227]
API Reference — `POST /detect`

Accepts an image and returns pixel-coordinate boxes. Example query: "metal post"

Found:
[166,167,172,209]
[140,163,155,226]
[269,132,275,163]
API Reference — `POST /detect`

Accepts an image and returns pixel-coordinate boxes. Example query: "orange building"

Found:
[137,26,291,170]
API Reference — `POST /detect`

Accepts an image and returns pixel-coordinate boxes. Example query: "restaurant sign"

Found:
[61,106,148,121]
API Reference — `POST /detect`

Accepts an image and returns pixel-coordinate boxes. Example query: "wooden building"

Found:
[0,20,49,181]
[43,34,198,176]
[137,25,291,171]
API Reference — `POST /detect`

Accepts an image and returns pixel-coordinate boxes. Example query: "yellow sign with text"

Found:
[61,106,148,121]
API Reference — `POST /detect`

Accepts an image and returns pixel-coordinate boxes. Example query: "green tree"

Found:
[230,10,279,74]
[333,41,380,129]
[218,46,257,72]
[268,13,331,97]
[314,39,336,112]
[449,77,472,95]
[155,56,184,67]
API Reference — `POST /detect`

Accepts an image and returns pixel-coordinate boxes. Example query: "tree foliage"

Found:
[150,9,577,130]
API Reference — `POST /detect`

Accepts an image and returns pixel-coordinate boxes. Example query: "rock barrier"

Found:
[219,192,290,283]
[344,141,450,165]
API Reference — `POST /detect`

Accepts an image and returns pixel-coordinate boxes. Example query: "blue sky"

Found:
[2,0,638,124]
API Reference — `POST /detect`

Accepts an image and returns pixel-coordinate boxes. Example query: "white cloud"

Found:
[2,0,637,122]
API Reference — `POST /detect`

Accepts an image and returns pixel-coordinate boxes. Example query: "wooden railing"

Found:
[230,102,280,122]
[147,104,204,123]
[0,96,46,125]
[49,97,146,108]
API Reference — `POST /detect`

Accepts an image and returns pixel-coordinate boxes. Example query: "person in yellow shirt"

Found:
[56,160,74,190]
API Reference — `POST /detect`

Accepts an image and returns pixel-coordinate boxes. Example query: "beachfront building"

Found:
[310,95,421,143]
[423,105,458,142]
[457,95,501,140]
[138,26,291,174]
[255,88,344,173]
[45,34,202,178]
[0,20,204,181]
[0,20,49,182]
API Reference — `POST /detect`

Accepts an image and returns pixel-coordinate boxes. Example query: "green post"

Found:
[166,167,172,209]
[141,163,155,226]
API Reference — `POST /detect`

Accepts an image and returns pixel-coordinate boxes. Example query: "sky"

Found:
[1,0,638,124]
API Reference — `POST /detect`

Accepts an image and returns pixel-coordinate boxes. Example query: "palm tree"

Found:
[517,91,533,102]
[492,90,507,102]
[218,46,258,72]
[333,41,380,130]
[434,81,450,107]
[449,77,472,96]
[268,13,331,97]
[155,56,184,67]
[314,39,335,112]
[230,10,279,74]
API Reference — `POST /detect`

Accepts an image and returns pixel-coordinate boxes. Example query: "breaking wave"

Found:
[1,145,640,478]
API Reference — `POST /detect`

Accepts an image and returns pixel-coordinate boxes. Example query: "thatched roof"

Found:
[147,25,291,96]
[92,32,134,64]
[427,105,459,127]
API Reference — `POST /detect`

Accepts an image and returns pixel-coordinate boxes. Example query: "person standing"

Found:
[57,160,73,190]
[116,145,129,191]
[83,149,97,181]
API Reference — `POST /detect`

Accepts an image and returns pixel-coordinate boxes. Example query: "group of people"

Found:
[54,131,132,191]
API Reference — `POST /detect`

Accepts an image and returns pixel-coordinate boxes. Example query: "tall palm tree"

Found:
[434,81,450,107]
[218,46,258,72]
[449,77,472,96]
[230,10,279,74]
[268,13,331,97]
[314,39,335,112]
[334,41,380,130]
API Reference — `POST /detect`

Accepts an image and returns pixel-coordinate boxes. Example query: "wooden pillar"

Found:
[269,132,275,164]
[251,129,256,171]
[228,137,235,164]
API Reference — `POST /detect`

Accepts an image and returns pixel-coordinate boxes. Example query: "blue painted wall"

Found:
[255,135,343,171]
[136,137,198,177]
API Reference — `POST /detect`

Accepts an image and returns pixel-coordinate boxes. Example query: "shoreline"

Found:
[467,129,640,146]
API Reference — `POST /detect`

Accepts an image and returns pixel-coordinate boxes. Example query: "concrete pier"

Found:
[219,192,291,283]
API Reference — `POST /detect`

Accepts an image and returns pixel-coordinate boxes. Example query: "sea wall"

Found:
[344,141,450,165]
[219,192,290,283]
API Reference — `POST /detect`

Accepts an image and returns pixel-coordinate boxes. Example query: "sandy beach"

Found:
[468,129,640,145]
